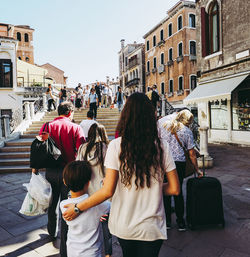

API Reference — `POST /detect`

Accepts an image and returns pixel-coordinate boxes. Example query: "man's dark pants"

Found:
[45,167,69,257]
[89,102,97,118]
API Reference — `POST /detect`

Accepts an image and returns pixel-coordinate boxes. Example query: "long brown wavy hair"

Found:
[117,92,165,189]
[83,123,109,176]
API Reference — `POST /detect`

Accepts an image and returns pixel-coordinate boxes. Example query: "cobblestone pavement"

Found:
[0,143,250,257]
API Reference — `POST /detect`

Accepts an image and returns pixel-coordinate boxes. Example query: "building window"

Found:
[160,29,164,41]
[169,48,173,61]
[17,32,21,41]
[146,40,150,51]
[25,57,29,62]
[161,82,165,95]
[189,14,196,28]
[147,61,150,72]
[153,35,156,47]
[201,2,220,56]
[209,1,220,53]
[168,23,172,37]
[18,56,22,60]
[24,33,29,42]
[125,57,128,66]
[0,59,13,88]
[160,53,164,65]
[190,75,197,90]
[178,42,183,57]
[169,79,173,93]
[190,41,196,55]
[178,76,183,90]
[153,57,157,68]
[210,100,228,129]
[178,16,183,30]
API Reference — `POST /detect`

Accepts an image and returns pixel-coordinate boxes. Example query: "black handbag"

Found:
[30,122,62,169]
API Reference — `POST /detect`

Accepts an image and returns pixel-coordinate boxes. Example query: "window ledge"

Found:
[204,51,222,60]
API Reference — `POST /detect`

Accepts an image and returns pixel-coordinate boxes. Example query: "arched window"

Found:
[169,79,173,93]
[190,75,197,90]
[169,48,173,61]
[161,82,165,95]
[178,42,183,57]
[160,53,164,65]
[178,76,183,91]
[146,40,150,51]
[24,33,29,42]
[190,41,196,55]
[189,14,196,28]
[153,35,156,47]
[168,23,173,37]
[153,57,157,68]
[135,69,138,78]
[209,1,219,53]
[160,29,164,41]
[178,16,183,30]
[17,32,21,41]
[25,57,29,62]
[147,61,150,72]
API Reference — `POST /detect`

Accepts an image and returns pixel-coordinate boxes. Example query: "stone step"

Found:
[5,141,33,147]
[0,152,30,159]
[0,146,31,152]
[0,165,32,174]
[0,158,30,166]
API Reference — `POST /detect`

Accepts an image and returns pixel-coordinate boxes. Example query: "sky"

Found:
[1,0,192,87]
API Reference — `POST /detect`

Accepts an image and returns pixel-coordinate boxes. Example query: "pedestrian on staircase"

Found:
[46,84,56,112]
[88,88,98,119]
[34,101,85,257]
[79,110,98,140]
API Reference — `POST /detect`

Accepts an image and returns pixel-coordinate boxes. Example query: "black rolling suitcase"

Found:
[186,155,225,230]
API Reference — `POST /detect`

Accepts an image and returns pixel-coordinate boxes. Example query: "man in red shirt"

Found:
[36,101,85,257]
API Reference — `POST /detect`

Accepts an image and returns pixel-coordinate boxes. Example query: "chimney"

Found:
[121,39,125,49]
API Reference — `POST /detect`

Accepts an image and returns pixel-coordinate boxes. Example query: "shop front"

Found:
[184,72,250,145]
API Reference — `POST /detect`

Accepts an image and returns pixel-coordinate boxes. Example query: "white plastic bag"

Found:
[19,173,52,216]
[28,173,52,207]
[19,192,46,216]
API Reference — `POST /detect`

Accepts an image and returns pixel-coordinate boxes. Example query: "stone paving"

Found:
[0,143,250,256]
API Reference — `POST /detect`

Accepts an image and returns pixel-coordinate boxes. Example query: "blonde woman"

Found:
[161,109,202,231]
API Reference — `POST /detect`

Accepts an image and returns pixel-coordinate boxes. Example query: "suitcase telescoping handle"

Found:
[194,154,205,178]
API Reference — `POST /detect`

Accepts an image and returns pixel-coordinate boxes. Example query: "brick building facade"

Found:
[185,0,250,145]
[143,1,197,108]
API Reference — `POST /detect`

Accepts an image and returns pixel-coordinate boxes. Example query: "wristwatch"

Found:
[74,203,82,214]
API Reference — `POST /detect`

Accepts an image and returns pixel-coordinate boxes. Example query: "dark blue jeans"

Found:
[45,167,69,257]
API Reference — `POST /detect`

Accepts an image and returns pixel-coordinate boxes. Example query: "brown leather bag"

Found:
[174,133,197,178]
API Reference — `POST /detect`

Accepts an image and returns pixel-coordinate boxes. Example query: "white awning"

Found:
[184,73,249,104]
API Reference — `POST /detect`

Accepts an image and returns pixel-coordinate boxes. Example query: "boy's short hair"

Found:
[63,161,92,192]
[58,101,74,116]
[87,110,94,119]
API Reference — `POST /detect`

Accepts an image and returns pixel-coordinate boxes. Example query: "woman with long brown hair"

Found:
[63,93,180,257]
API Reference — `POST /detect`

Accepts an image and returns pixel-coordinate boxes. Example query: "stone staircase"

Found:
[0,108,120,174]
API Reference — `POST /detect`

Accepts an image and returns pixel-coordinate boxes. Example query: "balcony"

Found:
[177,56,184,63]
[146,71,150,76]
[167,60,174,66]
[158,64,165,74]
[152,68,157,73]
[189,55,197,61]
[168,92,174,97]
[177,89,184,95]
[157,40,165,47]
[128,58,138,69]
[125,78,140,87]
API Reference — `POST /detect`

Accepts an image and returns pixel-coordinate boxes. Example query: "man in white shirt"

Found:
[101,84,109,108]
[79,110,97,139]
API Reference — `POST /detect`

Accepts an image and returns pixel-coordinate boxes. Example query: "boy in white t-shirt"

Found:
[60,161,110,257]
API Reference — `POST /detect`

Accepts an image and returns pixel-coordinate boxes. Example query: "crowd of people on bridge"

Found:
[37,88,200,257]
